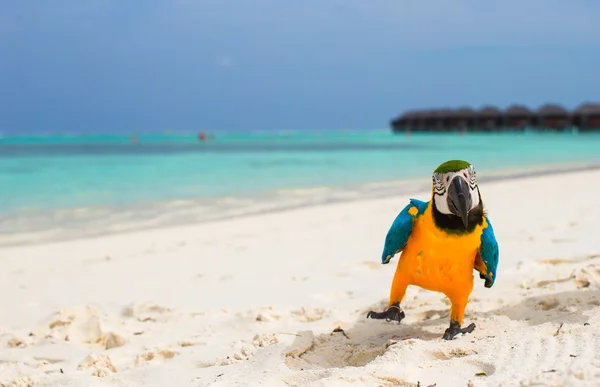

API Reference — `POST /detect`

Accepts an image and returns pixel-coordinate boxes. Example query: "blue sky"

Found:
[1,0,599,133]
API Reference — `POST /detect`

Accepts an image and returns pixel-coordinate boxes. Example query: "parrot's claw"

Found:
[366,303,405,323]
[442,320,476,340]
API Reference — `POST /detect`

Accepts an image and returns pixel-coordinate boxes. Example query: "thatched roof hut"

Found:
[505,104,532,117]
[477,106,503,117]
[573,103,600,130]
[536,104,569,117]
[429,109,453,118]
[450,107,476,129]
[574,103,600,115]
[391,109,438,131]
[475,106,503,130]
[400,110,421,119]
[455,107,476,117]
[504,104,532,129]
[536,104,570,129]
[419,109,449,130]
[392,109,421,122]
[406,110,433,127]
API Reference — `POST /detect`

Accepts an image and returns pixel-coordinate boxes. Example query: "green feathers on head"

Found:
[434,160,472,174]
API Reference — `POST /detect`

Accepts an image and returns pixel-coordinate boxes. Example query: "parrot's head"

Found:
[431,160,483,231]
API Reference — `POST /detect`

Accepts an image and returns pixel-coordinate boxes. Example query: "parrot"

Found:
[366,160,499,340]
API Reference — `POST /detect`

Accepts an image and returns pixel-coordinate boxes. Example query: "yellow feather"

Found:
[407,206,418,216]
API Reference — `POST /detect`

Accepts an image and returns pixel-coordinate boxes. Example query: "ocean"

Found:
[1,130,599,245]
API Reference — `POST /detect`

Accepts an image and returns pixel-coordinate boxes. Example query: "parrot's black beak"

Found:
[447,176,472,228]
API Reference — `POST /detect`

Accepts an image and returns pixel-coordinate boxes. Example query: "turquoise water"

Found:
[1,130,600,243]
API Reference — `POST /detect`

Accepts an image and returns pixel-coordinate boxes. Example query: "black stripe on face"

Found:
[432,173,446,195]
[468,166,477,188]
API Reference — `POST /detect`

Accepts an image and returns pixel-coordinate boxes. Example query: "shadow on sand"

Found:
[284,286,600,373]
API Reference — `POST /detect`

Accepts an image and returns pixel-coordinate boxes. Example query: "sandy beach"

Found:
[2,168,600,387]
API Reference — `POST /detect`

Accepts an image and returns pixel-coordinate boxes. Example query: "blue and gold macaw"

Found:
[367,160,499,340]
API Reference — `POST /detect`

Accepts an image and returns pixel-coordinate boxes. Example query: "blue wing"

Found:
[475,216,499,288]
[381,199,428,264]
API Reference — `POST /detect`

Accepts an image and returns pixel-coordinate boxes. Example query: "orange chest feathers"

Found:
[398,206,486,295]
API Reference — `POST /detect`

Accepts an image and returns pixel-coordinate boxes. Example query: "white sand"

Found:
[1,169,600,387]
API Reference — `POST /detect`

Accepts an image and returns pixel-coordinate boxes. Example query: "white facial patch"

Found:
[432,166,480,215]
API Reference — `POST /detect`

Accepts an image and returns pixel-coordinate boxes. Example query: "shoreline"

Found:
[2,160,600,248]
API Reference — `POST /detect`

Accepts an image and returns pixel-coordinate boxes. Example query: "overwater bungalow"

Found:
[505,105,532,129]
[454,107,477,129]
[411,110,432,130]
[476,106,503,131]
[389,102,600,133]
[573,103,600,131]
[431,109,454,131]
[391,110,422,131]
[535,104,571,130]
[404,110,425,130]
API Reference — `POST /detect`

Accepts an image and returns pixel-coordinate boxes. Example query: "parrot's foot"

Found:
[442,320,476,340]
[366,303,405,323]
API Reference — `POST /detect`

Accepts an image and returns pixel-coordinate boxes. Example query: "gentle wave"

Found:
[1,160,599,247]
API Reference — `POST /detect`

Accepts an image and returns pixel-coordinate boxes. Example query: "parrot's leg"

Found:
[366,268,408,323]
[366,302,405,322]
[442,298,476,340]
[443,320,475,340]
